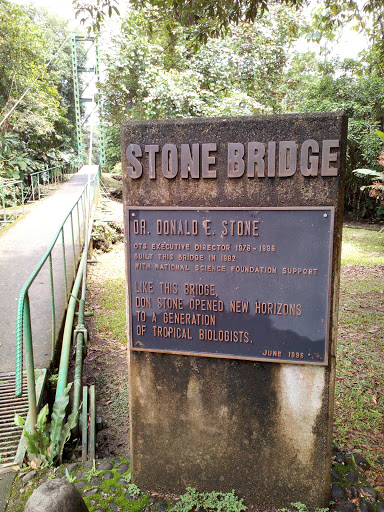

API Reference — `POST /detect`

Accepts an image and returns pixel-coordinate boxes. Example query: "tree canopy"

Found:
[0,0,76,179]
[74,0,303,41]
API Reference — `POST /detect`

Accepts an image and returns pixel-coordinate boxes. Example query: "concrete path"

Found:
[0,166,98,373]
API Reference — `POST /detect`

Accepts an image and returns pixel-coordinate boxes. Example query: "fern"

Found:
[14,382,79,468]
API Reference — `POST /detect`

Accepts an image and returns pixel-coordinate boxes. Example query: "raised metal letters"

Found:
[125,140,340,179]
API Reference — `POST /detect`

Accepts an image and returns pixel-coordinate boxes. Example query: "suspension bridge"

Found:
[0,31,107,493]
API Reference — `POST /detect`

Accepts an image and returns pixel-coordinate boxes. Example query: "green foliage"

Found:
[100,4,301,169]
[353,130,384,207]
[75,0,302,42]
[14,383,78,467]
[0,1,76,179]
[73,0,120,33]
[101,4,300,122]
[119,470,141,496]
[14,404,50,464]
[0,133,33,180]
[279,503,329,512]
[282,51,384,220]
[308,0,384,47]
[127,483,141,497]
[85,459,103,481]
[172,487,247,512]
[65,467,76,483]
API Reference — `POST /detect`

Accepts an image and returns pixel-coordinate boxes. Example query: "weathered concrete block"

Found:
[121,113,347,510]
[24,479,89,512]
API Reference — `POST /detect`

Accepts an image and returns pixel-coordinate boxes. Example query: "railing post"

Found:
[48,253,56,358]
[13,184,17,219]
[70,212,76,275]
[61,228,68,300]
[23,295,37,434]
[21,182,24,214]
[1,186,5,222]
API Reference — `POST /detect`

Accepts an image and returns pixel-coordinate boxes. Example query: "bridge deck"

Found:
[0,166,98,374]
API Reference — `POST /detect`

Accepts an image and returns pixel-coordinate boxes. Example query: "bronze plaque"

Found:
[127,207,334,365]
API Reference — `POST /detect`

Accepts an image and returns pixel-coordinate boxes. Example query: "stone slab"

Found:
[121,113,347,510]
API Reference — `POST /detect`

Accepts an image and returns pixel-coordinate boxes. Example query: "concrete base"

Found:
[130,352,333,509]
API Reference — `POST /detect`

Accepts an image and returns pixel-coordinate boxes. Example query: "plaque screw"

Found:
[323,213,328,218]
[132,213,136,217]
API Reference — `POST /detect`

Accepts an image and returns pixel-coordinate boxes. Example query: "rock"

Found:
[116,463,129,475]
[331,483,347,501]
[66,463,78,473]
[148,496,156,503]
[360,487,377,502]
[346,471,359,483]
[22,471,37,483]
[74,481,87,489]
[109,503,119,511]
[103,472,114,480]
[84,461,94,469]
[125,492,139,501]
[354,454,370,470]
[359,500,374,512]
[110,485,117,492]
[332,470,343,482]
[335,503,355,512]
[90,477,101,486]
[335,453,346,464]
[76,472,88,479]
[97,461,113,471]
[85,489,99,496]
[24,479,89,512]
[347,486,359,498]
[152,501,167,512]
[117,478,128,485]
[376,503,384,512]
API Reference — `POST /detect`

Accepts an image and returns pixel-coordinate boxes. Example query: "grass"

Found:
[341,226,384,266]
[335,224,384,485]
[87,244,127,347]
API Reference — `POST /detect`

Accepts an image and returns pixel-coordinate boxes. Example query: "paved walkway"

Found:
[0,166,98,373]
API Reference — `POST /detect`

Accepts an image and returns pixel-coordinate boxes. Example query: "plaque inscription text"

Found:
[127,207,334,365]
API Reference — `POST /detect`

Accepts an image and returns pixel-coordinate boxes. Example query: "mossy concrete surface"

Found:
[0,473,15,512]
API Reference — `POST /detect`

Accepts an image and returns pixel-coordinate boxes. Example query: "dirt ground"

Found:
[82,187,130,458]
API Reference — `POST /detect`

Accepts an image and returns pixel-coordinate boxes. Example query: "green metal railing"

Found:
[15,168,100,432]
[0,159,81,228]
[28,161,78,202]
[0,179,24,225]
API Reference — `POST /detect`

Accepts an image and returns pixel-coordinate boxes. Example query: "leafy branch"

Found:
[353,130,384,206]
[14,383,78,468]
